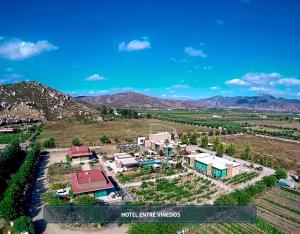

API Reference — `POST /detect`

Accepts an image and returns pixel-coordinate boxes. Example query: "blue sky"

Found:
[0,0,300,99]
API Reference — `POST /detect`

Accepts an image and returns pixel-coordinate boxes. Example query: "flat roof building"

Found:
[187,153,240,178]
[114,153,138,171]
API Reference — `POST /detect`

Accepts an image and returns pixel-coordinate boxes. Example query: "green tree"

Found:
[100,135,111,144]
[216,143,224,157]
[240,144,253,161]
[146,113,152,119]
[72,137,82,146]
[200,135,208,148]
[180,134,188,144]
[275,168,287,179]
[13,216,36,234]
[164,138,170,146]
[73,195,100,205]
[225,143,236,156]
[189,132,198,145]
[212,137,220,151]
[43,137,56,148]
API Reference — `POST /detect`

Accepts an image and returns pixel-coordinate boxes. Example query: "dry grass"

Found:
[219,134,300,170]
[40,119,211,147]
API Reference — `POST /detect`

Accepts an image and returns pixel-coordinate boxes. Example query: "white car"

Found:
[56,189,70,197]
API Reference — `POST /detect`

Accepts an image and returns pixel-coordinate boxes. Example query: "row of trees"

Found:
[0,140,22,198]
[0,143,41,220]
[155,114,300,142]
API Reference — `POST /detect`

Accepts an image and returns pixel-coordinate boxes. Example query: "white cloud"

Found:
[184,47,207,58]
[225,72,292,87]
[118,38,151,52]
[275,78,300,86]
[249,87,269,92]
[225,78,248,86]
[173,84,190,89]
[86,74,105,81]
[0,38,57,60]
[216,20,224,26]
[210,86,219,90]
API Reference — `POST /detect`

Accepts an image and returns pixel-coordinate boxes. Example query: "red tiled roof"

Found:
[71,169,114,194]
[67,146,91,157]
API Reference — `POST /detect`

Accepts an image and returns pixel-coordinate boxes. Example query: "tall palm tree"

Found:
[175,144,181,162]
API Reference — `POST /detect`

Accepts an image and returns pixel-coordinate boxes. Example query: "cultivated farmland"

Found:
[128,173,221,205]
[254,187,300,233]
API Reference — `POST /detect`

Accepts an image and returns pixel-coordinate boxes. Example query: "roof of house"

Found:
[193,154,240,170]
[67,146,92,157]
[71,169,114,194]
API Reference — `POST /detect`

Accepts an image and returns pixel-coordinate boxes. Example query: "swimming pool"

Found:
[139,160,162,166]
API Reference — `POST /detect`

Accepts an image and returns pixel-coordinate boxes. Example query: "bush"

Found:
[72,137,82,146]
[13,216,36,234]
[51,182,67,190]
[275,168,287,179]
[100,135,111,144]
[263,175,277,187]
[43,137,56,148]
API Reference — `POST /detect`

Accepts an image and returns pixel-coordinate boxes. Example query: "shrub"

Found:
[72,137,82,146]
[263,175,277,187]
[100,135,111,144]
[13,216,36,234]
[43,137,56,148]
[51,182,67,190]
[275,168,287,179]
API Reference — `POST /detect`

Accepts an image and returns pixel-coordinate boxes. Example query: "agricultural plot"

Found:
[223,172,258,185]
[128,173,220,205]
[117,165,186,183]
[219,134,300,170]
[254,187,300,234]
[187,219,283,234]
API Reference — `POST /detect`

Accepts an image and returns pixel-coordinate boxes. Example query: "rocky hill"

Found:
[0,82,101,125]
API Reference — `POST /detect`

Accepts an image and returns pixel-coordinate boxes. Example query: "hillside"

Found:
[77,92,300,112]
[77,92,194,109]
[193,95,300,112]
[0,81,101,125]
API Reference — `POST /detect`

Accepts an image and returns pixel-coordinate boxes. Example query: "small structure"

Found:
[71,169,116,198]
[187,153,240,178]
[67,146,93,163]
[0,128,15,133]
[137,137,146,146]
[114,153,138,171]
[145,132,172,147]
[277,179,295,188]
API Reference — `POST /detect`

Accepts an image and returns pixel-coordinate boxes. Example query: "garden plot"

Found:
[254,187,300,234]
[117,165,186,183]
[187,219,283,234]
[222,171,258,185]
[127,173,221,205]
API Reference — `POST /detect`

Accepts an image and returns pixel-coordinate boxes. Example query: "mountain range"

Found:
[1,81,300,126]
[77,92,300,112]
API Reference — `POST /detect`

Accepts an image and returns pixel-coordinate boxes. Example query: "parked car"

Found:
[56,189,70,197]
